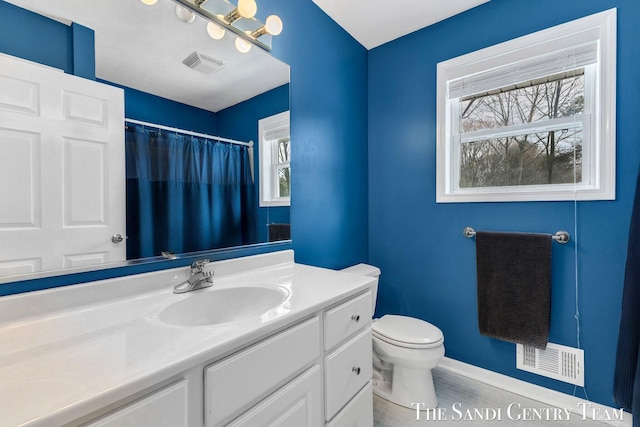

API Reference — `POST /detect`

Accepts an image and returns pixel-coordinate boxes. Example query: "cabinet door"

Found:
[228,366,322,427]
[205,317,320,426]
[86,380,187,427]
[326,382,372,427]
[324,328,372,420]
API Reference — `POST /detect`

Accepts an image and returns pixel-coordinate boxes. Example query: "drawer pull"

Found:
[351,314,360,322]
[352,366,361,375]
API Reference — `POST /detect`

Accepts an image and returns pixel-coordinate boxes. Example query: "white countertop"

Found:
[0,250,374,427]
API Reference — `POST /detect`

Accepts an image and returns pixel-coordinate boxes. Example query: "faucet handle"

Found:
[191,259,211,274]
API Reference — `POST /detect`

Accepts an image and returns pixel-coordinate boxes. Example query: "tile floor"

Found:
[373,367,614,426]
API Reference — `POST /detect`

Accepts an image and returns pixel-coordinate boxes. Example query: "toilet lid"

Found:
[372,315,443,346]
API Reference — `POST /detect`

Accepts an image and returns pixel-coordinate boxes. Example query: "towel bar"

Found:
[463,227,570,244]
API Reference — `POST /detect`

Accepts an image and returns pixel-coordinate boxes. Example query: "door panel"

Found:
[0,53,125,278]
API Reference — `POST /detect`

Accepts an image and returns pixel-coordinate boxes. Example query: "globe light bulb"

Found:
[206,21,225,40]
[139,0,157,5]
[237,0,257,19]
[264,15,283,36]
[235,37,252,53]
[175,5,196,23]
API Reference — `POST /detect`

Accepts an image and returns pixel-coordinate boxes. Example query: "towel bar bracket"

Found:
[463,227,570,244]
[554,230,570,244]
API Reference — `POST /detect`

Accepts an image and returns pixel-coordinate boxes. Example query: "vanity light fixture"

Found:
[139,0,158,5]
[173,0,283,52]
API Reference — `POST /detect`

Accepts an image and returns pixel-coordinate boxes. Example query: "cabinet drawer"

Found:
[326,382,373,427]
[228,366,322,427]
[205,317,320,426]
[324,327,372,420]
[86,380,188,427]
[324,291,371,351]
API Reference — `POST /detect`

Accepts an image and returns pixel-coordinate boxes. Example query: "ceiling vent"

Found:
[182,51,225,75]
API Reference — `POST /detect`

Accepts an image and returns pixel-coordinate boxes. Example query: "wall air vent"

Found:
[182,51,225,75]
[516,342,584,386]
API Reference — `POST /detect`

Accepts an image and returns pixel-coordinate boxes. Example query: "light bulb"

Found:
[235,37,252,53]
[175,5,196,23]
[139,0,157,5]
[250,14,284,38]
[264,15,283,36]
[206,21,225,40]
[237,0,257,19]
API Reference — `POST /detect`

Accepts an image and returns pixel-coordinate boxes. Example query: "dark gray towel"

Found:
[268,223,290,242]
[475,231,552,350]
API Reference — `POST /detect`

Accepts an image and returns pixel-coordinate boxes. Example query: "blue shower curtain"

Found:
[614,166,640,426]
[125,124,257,259]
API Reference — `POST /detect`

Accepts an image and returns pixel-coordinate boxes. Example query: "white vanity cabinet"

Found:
[80,292,373,427]
[323,291,373,426]
[1,252,377,427]
[204,290,373,427]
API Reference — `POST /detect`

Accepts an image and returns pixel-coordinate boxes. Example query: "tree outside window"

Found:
[459,73,584,188]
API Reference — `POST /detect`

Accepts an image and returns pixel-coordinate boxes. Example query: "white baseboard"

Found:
[438,357,632,427]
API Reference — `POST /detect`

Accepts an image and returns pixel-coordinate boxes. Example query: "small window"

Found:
[274,136,290,198]
[258,111,290,207]
[436,9,616,202]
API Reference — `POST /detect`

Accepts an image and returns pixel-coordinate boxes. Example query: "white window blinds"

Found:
[264,124,290,142]
[447,31,600,99]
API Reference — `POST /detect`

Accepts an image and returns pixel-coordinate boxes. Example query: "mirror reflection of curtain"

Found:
[125,124,257,259]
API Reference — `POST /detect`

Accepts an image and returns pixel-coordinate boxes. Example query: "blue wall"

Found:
[111,82,218,136]
[0,1,73,72]
[369,0,639,408]
[0,1,97,76]
[217,84,291,243]
[264,0,370,268]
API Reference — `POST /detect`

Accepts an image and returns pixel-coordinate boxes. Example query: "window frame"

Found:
[436,9,616,203]
[258,111,290,207]
[272,136,290,199]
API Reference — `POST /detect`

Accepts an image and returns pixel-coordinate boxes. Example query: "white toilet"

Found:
[341,264,445,409]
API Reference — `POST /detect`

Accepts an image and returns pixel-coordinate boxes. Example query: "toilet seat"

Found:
[372,315,444,349]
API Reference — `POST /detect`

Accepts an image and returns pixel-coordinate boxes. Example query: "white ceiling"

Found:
[312,0,490,50]
[4,0,490,112]
[4,0,290,112]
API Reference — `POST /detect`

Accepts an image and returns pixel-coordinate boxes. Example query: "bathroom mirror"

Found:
[0,0,290,283]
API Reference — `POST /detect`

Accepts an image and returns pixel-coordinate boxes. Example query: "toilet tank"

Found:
[340,263,381,314]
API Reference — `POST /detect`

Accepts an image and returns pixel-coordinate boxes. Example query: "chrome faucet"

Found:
[173,259,214,294]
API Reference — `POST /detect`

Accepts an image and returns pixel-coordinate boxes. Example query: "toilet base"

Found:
[372,365,438,409]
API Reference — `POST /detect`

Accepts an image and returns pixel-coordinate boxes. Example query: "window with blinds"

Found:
[436,9,616,202]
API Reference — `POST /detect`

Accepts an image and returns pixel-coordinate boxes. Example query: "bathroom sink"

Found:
[158,285,290,326]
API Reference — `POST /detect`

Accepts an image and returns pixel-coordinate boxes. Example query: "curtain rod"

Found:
[125,118,253,148]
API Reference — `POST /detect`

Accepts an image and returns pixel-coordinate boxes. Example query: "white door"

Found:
[0,53,125,278]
